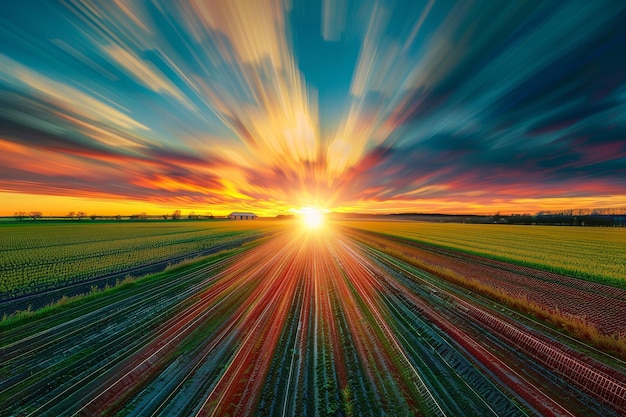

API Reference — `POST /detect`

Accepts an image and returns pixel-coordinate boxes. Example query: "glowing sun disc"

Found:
[301,207,324,229]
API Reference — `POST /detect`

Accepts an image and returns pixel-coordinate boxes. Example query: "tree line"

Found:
[505,213,625,227]
[12,210,215,221]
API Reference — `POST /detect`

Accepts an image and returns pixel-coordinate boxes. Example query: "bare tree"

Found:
[28,211,42,220]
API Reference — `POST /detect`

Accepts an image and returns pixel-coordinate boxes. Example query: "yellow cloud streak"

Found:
[184,0,320,167]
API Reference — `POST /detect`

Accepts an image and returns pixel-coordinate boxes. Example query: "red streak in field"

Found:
[76,234,302,415]
[196,231,305,416]
[311,232,349,389]
[330,235,440,412]
[195,227,428,415]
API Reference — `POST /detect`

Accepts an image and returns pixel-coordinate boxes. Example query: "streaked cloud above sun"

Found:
[1,0,625,216]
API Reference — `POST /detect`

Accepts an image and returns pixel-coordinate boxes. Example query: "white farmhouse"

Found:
[228,212,257,220]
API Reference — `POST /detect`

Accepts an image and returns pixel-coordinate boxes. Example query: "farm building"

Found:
[228,212,257,220]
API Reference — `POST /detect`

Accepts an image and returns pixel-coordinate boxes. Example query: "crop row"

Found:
[4,222,625,416]
[329,239,432,415]
[340,221,626,284]
[466,304,626,414]
[346,228,626,349]
[359,241,625,416]
[0,232,230,267]
[0,221,274,251]
[255,276,306,416]
[0,230,253,297]
[0,249,244,414]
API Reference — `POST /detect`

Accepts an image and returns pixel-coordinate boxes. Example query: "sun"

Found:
[300,207,325,229]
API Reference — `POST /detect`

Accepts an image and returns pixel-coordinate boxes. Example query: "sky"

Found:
[1,0,625,217]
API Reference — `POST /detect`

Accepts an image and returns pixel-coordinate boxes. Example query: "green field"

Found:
[0,220,276,297]
[3,219,624,299]
[340,220,626,285]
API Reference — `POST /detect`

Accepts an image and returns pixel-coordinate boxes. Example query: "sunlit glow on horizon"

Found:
[297,207,327,230]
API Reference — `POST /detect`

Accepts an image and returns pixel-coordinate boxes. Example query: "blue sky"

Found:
[1,0,625,215]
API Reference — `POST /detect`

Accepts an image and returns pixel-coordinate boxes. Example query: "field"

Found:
[340,221,626,285]
[0,220,273,298]
[1,220,625,416]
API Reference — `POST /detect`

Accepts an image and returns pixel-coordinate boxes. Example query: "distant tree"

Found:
[67,211,75,218]
[507,214,533,225]
[29,211,42,220]
[14,211,26,221]
[90,214,97,220]
[162,214,169,220]
[115,215,122,221]
[172,210,181,220]
[76,211,85,220]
